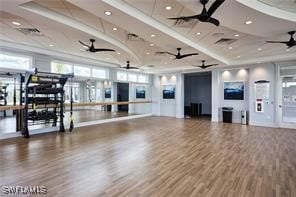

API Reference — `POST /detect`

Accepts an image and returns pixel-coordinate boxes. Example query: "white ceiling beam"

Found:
[19,1,141,64]
[237,0,296,22]
[0,39,119,68]
[102,0,230,65]
[229,53,296,66]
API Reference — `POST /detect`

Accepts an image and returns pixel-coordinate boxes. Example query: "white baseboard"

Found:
[0,114,153,140]
[249,121,277,128]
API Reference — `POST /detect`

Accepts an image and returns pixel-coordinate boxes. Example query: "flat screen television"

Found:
[136,87,145,99]
[224,81,244,100]
[105,88,111,99]
[163,85,175,99]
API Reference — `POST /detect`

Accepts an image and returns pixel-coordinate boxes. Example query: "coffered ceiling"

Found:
[0,0,295,73]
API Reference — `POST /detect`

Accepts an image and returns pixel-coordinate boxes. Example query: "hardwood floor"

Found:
[0,117,295,197]
[0,109,131,134]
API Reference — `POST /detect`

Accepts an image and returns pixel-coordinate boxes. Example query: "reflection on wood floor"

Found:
[0,109,131,134]
[1,117,295,196]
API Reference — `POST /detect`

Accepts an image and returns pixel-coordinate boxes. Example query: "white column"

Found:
[112,82,117,112]
[176,73,184,118]
[211,70,219,122]
[152,75,161,116]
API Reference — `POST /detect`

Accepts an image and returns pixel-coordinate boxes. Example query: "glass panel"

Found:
[51,62,72,74]
[74,65,91,77]
[282,76,296,123]
[92,68,107,79]
[117,71,127,81]
[138,74,148,83]
[0,78,20,105]
[0,53,31,70]
[64,82,80,103]
[128,73,137,82]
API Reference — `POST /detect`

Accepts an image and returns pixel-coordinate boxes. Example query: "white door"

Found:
[278,76,296,129]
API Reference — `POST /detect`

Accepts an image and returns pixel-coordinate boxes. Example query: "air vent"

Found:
[173,19,197,28]
[215,38,237,45]
[127,33,144,42]
[16,28,43,36]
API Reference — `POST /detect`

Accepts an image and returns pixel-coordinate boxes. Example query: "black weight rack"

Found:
[0,84,8,117]
[22,69,73,138]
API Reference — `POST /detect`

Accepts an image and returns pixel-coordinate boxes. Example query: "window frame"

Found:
[51,60,73,74]
[0,51,32,71]
[73,64,91,77]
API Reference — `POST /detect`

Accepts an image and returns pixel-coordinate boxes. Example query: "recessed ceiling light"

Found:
[146,52,150,55]
[286,49,290,52]
[245,20,252,25]
[196,32,201,35]
[104,11,112,16]
[151,34,156,38]
[228,46,233,50]
[117,52,121,55]
[112,27,117,31]
[165,6,172,10]
[237,55,241,58]
[258,47,262,51]
[49,44,54,47]
[150,43,154,46]
[234,34,240,37]
[12,21,21,26]
[164,62,168,64]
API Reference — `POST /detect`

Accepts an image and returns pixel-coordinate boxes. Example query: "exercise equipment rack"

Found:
[0,84,8,117]
[22,69,73,138]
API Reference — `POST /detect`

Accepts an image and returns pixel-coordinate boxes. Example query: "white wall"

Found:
[217,68,249,123]
[151,73,183,118]
[211,63,282,127]
[128,83,152,114]
[248,64,276,127]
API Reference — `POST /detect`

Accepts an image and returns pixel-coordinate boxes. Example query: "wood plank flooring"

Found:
[0,109,131,134]
[0,117,295,197]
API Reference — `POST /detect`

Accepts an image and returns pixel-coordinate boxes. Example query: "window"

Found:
[138,74,148,83]
[74,65,91,77]
[128,73,137,82]
[92,68,107,79]
[117,71,127,81]
[51,61,72,74]
[0,53,31,70]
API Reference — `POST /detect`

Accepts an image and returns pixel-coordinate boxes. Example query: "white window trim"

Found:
[92,67,109,79]
[51,60,74,73]
[0,51,33,71]
[73,64,91,77]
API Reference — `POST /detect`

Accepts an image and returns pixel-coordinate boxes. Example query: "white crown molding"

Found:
[237,0,296,22]
[0,39,119,68]
[229,53,296,66]
[19,1,141,64]
[101,0,230,65]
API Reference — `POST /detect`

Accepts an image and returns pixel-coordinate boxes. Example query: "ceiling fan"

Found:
[193,60,218,69]
[78,39,115,52]
[120,61,139,70]
[266,31,296,48]
[168,0,225,26]
[155,48,199,59]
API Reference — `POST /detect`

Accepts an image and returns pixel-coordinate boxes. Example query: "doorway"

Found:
[279,76,296,128]
[184,72,212,118]
[117,83,129,112]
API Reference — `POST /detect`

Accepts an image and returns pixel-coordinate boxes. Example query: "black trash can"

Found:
[222,107,233,123]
